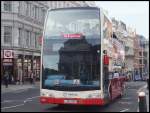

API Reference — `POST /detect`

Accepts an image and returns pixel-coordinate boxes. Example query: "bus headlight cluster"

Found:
[41,92,54,97]
[87,93,101,98]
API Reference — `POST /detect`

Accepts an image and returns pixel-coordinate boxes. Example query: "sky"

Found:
[95,1,149,40]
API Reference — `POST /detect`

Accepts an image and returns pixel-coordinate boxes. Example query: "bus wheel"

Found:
[58,104,65,108]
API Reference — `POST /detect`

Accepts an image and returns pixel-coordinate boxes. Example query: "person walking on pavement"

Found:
[17,67,23,85]
[30,71,34,84]
[33,72,36,84]
[3,71,9,88]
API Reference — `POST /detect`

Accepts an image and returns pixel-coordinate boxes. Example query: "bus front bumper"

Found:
[40,97,105,105]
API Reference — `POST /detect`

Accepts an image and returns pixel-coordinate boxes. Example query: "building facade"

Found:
[1,1,96,83]
[1,1,49,82]
[133,34,145,79]
[137,35,149,79]
[112,18,135,75]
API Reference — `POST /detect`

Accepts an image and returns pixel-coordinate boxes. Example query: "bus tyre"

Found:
[58,104,65,108]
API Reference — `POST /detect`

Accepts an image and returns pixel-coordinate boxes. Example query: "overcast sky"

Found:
[95,1,149,40]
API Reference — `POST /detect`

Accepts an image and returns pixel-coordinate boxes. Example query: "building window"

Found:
[26,2,30,16]
[25,30,31,47]
[35,33,39,48]
[35,33,41,48]
[32,5,35,18]
[38,8,41,21]
[24,1,27,16]
[139,59,142,64]
[35,6,38,19]
[4,26,12,44]
[18,1,22,14]
[29,31,31,46]
[35,33,37,48]
[4,1,12,11]
[32,33,35,48]
[139,52,142,56]
[18,28,22,46]
[41,9,46,23]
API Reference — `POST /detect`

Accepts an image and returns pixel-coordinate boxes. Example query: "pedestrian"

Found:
[30,71,34,84]
[17,67,23,85]
[3,72,9,88]
[11,75,14,84]
[33,72,36,84]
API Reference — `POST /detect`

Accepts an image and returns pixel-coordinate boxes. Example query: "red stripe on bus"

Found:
[40,97,105,105]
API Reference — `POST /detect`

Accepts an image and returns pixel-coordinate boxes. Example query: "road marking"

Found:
[24,100,32,103]
[24,96,40,103]
[12,89,28,93]
[137,85,147,93]
[1,100,14,103]
[118,101,132,105]
[1,96,40,109]
[1,104,25,109]
[25,96,40,100]
[122,97,131,100]
[120,108,129,112]
[1,100,24,103]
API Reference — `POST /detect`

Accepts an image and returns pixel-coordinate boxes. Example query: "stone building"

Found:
[112,18,135,75]
[1,1,49,82]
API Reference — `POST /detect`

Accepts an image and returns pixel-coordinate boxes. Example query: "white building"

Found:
[112,18,135,75]
[1,1,49,81]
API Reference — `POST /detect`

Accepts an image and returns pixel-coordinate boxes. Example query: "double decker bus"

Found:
[40,7,126,106]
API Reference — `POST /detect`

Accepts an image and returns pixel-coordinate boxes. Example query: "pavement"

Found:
[136,82,149,112]
[1,81,149,112]
[1,81,40,94]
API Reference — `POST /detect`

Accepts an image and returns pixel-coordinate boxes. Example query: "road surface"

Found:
[1,81,148,112]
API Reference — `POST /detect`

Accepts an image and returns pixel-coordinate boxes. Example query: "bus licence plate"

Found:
[64,100,77,104]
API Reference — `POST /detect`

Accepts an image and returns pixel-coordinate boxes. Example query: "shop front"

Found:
[16,52,41,83]
[33,56,40,81]
[1,50,14,84]
[1,49,41,84]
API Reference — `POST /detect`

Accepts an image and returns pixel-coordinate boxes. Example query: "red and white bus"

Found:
[40,7,126,106]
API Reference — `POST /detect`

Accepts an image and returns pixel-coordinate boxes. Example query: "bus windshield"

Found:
[42,8,101,91]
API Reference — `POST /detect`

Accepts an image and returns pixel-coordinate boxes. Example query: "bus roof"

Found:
[48,7,100,12]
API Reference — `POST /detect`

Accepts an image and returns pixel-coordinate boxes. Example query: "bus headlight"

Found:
[87,93,101,98]
[41,92,55,97]
[41,92,46,96]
